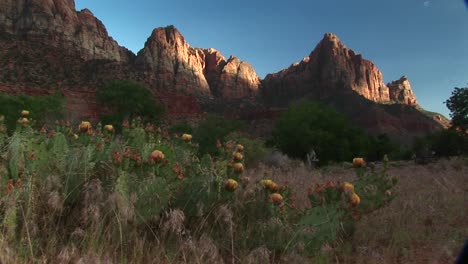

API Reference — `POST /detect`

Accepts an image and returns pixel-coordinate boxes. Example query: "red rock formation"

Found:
[387,76,418,105]
[0,0,132,62]
[261,33,444,141]
[135,26,211,95]
[263,33,419,105]
[136,26,260,98]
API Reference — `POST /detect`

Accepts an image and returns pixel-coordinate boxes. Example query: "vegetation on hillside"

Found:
[0,93,64,133]
[445,86,468,130]
[271,100,406,165]
[0,111,398,262]
[96,80,164,130]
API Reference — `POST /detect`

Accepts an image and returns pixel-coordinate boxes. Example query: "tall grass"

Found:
[0,112,462,263]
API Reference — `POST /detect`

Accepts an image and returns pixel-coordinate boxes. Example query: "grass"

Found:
[0,116,466,263]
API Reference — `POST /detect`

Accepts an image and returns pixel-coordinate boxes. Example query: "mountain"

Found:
[261,33,446,142]
[263,33,417,105]
[0,0,446,142]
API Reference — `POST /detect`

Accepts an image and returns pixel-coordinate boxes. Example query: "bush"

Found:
[0,93,64,133]
[96,80,164,129]
[193,114,244,156]
[226,131,270,167]
[415,129,468,157]
[272,100,380,165]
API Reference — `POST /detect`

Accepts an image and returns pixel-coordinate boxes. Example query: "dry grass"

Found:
[247,157,467,263]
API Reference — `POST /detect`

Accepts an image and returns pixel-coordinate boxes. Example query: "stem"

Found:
[20,205,34,260]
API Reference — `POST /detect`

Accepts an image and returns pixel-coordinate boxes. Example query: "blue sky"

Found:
[75,0,468,117]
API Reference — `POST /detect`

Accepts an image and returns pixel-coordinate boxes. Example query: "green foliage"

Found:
[273,100,375,164]
[168,121,193,135]
[0,93,64,133]
[96,80,164,128]
[0,113,398,262]
[414,129,468,157]
[445,86,468,130]
[227,131,269,167]
[193,114,244,156]
[297,158,397,256]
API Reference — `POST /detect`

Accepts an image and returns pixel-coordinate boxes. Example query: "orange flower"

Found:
[6,179,14,195]
[79,121,92,133]
[269,193,283,205]
[225,179,239,191]
[113,151,122,165]
[236,144,244,152]
[232,152,243,162]
[349,193,361,207]
[150,150,164,163]
[352,157,366,168]
[104,125,114,133]
[342,182,354,194]
[232,163,244,174]
[181,133,192,142]
[19,117,29,126]
[267,182,280,192]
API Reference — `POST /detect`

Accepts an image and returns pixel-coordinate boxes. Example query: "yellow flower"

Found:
[225,179,238,191]
[342,182,354,193]
[232,163,244,174]
[353,157,366,168]
[236,144,244,152]
[73,134,79,140]
[79,121,92,132]
[104,125,114,133]
[19,117,29,126]
[269,193,283,205]
[182,133,192,142]
[150,150,164,163]
[350,192,360,207]
[260,179,273,187]
[232,152,243,162]
[21,110,29,117]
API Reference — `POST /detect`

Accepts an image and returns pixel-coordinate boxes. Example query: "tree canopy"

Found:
[272,100,374,164]
[445,86,468,130]
[96,80,164,127]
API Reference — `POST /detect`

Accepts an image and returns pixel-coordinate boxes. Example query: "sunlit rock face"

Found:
[0,0,132,62]
[263,33,421,105]
[135,26,260,98]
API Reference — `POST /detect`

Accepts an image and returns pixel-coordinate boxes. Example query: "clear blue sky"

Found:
[75,0,468,117]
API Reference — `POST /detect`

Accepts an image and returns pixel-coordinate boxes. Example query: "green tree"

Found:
[445,86,468,129]
[0,93,64,132]
[193,114,244,156]
[96,80,164,127]
[272,100,370,165]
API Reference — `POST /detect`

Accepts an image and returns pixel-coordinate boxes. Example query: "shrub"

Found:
[96,80,164,129]
[272,100,378,165]
[0,93,64,133]
[193,114,244,156]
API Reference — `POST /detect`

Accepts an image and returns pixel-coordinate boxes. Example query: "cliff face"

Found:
[263,33,417,106]
[387,76,418,105]
[0,0,132,62]
[135,26,260,98]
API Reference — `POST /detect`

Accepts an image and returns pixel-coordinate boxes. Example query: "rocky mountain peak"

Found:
[387,75,418,105]
[136,25,260,98]
[0,0,132,62]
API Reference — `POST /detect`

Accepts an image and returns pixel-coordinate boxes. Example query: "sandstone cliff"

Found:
[0,0,133,62]
[135,26,260,98]
[263,33,417,106]
[387,76,418,105]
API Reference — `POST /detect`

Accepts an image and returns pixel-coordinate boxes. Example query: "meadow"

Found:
[0,112,465,263]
